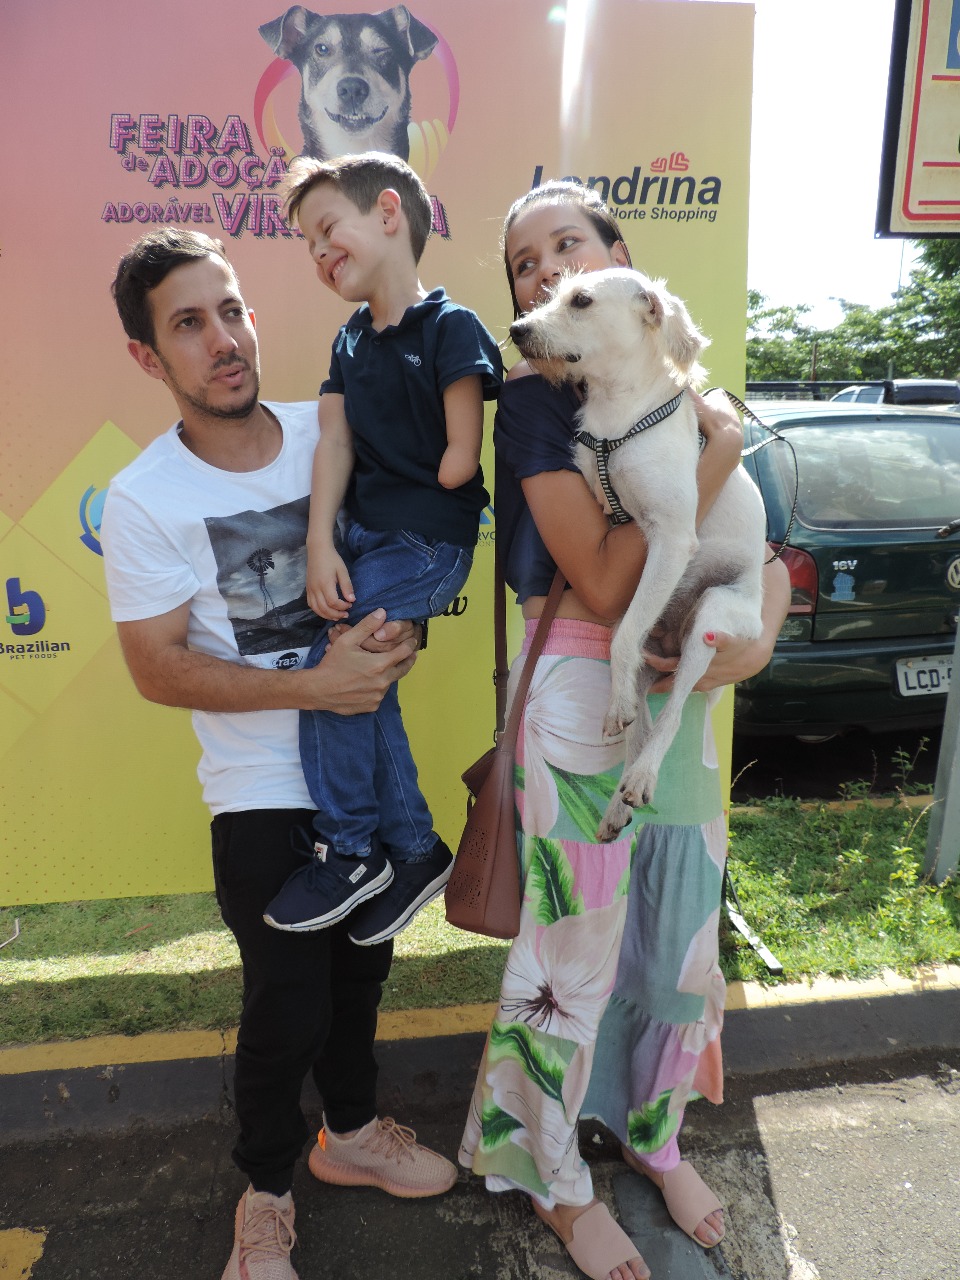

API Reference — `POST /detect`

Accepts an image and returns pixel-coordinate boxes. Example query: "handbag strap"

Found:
[493,546,509,732]
[495,562,566,750]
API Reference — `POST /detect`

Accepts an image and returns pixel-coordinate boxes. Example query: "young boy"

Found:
[263,151,503,946]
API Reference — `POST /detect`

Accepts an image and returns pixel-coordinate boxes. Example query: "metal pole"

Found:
[925,624,960,882]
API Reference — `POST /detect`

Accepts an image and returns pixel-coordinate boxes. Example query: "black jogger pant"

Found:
[211,808,394,1195]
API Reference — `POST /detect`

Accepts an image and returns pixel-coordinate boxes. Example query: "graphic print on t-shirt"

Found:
[204,495,319,657]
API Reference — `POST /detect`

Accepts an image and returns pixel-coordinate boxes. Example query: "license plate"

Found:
[895,654,952,697]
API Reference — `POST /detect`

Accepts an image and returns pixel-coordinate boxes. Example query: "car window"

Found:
[893,384,960,404]
[853,386,883,402]
[765,419,960,528]
[831,388,856,401]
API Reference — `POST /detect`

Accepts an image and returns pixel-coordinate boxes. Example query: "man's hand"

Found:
[303,609,418,713]
[327,617,421,654]
[117,605,417,714]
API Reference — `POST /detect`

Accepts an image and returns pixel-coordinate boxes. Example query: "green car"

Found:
[736,402,960,739]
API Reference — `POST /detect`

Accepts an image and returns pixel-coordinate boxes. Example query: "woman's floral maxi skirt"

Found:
[458,620,726,1208]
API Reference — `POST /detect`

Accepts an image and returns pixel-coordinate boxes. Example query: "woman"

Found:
[458,180,790,1280]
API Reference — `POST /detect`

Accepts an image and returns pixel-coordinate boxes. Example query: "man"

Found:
[101,228,457,1280]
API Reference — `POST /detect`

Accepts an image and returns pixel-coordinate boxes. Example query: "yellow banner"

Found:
[0,0,753,903]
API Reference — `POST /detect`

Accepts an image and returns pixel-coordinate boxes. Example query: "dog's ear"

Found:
[259,6,315,59]
[637,278,708,377]
[383,5,439,62]
[632,278,666,330]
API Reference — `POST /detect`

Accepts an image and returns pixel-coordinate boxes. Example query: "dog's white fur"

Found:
[510,268,767,841]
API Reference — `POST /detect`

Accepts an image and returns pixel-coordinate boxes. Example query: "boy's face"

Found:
[297,183,392,303]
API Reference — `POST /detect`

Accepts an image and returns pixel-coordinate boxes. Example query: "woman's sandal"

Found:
[621,1146,724,1249]
[532,1199,650,1280]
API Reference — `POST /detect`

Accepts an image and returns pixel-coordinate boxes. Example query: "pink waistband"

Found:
[521,617,612,660]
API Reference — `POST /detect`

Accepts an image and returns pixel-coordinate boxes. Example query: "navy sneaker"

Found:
[263,831,394,932]
[347,838,454,946]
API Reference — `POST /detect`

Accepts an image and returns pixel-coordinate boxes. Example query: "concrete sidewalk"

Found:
[2,971,960,1280]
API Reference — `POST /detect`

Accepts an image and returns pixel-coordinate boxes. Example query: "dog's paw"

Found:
[619,761,658,809]
[603,708,635,738]
[597,796,633,843]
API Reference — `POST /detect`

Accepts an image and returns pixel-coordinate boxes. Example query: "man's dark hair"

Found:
[283,151,433,263]
[111,229,233,346]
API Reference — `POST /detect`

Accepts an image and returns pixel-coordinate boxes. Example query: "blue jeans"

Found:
[299,518,472,857]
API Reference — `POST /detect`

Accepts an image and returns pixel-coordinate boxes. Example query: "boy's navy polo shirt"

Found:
[320,287,502,548]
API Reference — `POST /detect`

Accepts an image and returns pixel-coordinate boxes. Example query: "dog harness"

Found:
[573,390,685,525]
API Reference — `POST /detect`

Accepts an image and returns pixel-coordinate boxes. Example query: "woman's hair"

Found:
[502,179,632,317]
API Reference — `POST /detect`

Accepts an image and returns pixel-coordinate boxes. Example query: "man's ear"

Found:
[378,188,403,232]
[127,340,167,382]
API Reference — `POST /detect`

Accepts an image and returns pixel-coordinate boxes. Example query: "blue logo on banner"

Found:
[4,577,46,636]
[948,0,960,68]
[79,485,106,556]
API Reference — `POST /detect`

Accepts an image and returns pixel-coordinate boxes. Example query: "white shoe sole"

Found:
[348,862,453,946]
[263,863,394,932]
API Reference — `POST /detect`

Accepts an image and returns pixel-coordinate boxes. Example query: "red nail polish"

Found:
[704,631,716,643]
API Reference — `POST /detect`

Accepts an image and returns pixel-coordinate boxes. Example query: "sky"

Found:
[712,0,916,326]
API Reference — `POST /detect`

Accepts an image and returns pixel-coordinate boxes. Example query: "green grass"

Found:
[1,799,958,1046]
[0,894,510,1046]
[723,799,960,982]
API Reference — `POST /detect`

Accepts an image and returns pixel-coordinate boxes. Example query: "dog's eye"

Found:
[314,42,330,55]
[570,292,593,310]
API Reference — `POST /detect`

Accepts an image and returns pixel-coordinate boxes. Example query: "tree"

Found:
[916,238,960,280]
[747,242,960,383]
[746,291,816,380]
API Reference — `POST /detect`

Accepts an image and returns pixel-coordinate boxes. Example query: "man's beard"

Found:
[159,353,261,421]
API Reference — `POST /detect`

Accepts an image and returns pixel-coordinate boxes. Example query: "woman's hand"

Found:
[645,629,773,693]
[690,387,743,466]
[645,555,791,693]
[691,388,744,525]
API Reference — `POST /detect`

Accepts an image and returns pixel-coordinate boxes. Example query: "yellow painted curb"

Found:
[730,793,935,816]
[724,963,960,1010]
[3,966,959,1077]
[0,1228,46,1277]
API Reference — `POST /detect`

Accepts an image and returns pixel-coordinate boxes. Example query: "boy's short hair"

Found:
[112,229,233,346]
[284,151,433,263]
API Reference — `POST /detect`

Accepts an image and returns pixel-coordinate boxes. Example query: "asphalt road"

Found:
[3,1053,959,1280]
[731,726,943,803]
[4,985,960,1280]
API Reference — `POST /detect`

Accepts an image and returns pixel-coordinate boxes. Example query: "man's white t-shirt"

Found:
[101,401,320,815]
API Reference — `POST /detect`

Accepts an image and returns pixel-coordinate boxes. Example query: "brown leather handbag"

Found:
[444,559,565,939]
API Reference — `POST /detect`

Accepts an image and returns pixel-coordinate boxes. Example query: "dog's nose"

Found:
[337,77,370,111]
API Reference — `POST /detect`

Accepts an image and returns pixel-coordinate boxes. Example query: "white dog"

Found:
[509,268,767,841]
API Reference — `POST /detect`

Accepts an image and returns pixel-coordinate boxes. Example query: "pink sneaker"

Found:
[308,1116,457,1198]
[221,1187,298,1280]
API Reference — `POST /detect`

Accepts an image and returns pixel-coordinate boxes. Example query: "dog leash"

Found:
[703,388,800,563]
[573,383,799,564]
[573,391,685,526]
